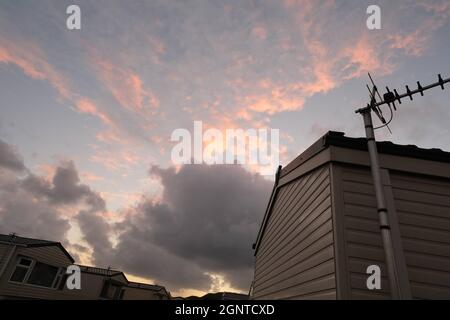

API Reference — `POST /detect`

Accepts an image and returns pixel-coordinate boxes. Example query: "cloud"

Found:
[80,164,272,292]
[75,98,115,127]
[0,139,25,172]
[76,210,113,265]
[0,37,71,100]
[251,25,268,41]
[0,186,70,242]
[91,56,160,114]
[0,139,106,243]
[21,160,106,212]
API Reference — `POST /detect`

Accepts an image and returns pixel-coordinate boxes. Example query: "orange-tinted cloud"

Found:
[0,38,71,100]
[90,147,142,172]
[76,98,115,127]
[251,25,268,40]
[92,57,160,115]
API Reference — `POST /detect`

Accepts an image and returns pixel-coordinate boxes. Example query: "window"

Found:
[27,262,59,288]
[9,257,62,289]
[52,268,66,289]
[9,258,33,283]
[57,272,69,290]
[100,280,123,300]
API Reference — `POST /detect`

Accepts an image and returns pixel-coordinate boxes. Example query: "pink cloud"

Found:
[90,147,142,172]
[76,98,115,127]
[251,25,268,40]
[0,38,71,100]
[92,56,159,115]
[80,171,105,183]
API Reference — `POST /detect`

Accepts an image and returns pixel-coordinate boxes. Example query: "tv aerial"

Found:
[354,72,449,300]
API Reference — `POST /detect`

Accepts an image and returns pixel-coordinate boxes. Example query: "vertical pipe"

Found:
[362,109,402,299]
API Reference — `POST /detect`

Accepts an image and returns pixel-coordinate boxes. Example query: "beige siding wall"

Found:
[0,246,78,300]
[61,272,105,299]
[390,172,450,299]
[339,166,391,299]
[253,165,336,299]
[337,165,450,299]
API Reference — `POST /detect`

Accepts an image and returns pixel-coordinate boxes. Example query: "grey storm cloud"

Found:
[0,139,26,172]
[21,161,106,212]
[0,138,105,242]
[103,164,273,292]
[76,210,113,265]
[1,137,274,293]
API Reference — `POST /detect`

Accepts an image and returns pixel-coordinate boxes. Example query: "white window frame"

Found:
[9,256,63,290]
[52,267,66,289]
[9,257,34,284]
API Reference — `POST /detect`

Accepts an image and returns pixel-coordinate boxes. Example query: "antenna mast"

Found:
[354,73,449,300]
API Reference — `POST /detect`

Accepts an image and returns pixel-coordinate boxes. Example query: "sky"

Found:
[0,0,449,297]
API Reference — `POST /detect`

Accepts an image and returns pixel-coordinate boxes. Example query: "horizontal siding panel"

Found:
[397,211,450,232]
[253,165,336,300]
[255,222,333,283]
[342,180,375,196]
[344,192,377,209]
[254,267,335,300]
[345,216,380,234]
[0,282,79,300]
[347,243,385,261]
[255,254,335,297]
[392,188,450,208]
[350,289,390,300]
[399,224,450,244]
[345,204,379,221]
[256,211,332,275]
[256,196,331,272]
[349,273,390,294]
[340,166,396,299]
[17,246,72,267]
[287,289,336,300]
[258,168,330,256]
[255,237,334,289]
[391,172,450,299]
[262,180,299,237]
[391,178,450,197]
[403,251,450,272]
[407,266,450,288]
[398,237,450,258]
[342,169,374,185]
[395,199,450,219]
[348,258,387,276]
[410,282,450,300]
[262,171,314,241]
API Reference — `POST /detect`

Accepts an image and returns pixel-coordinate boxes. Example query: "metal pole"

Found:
[362,109,402,299]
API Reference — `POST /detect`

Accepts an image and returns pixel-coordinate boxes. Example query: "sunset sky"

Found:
[1,0,449,296]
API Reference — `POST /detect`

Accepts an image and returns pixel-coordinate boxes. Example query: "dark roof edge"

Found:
[281,131,450,178]
[0,235,75,264]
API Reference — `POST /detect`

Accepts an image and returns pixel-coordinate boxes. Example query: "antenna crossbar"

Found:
[355,74,450,114]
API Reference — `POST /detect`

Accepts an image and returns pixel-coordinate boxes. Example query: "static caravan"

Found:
[0,234,77,300]
[252,131,450,300]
